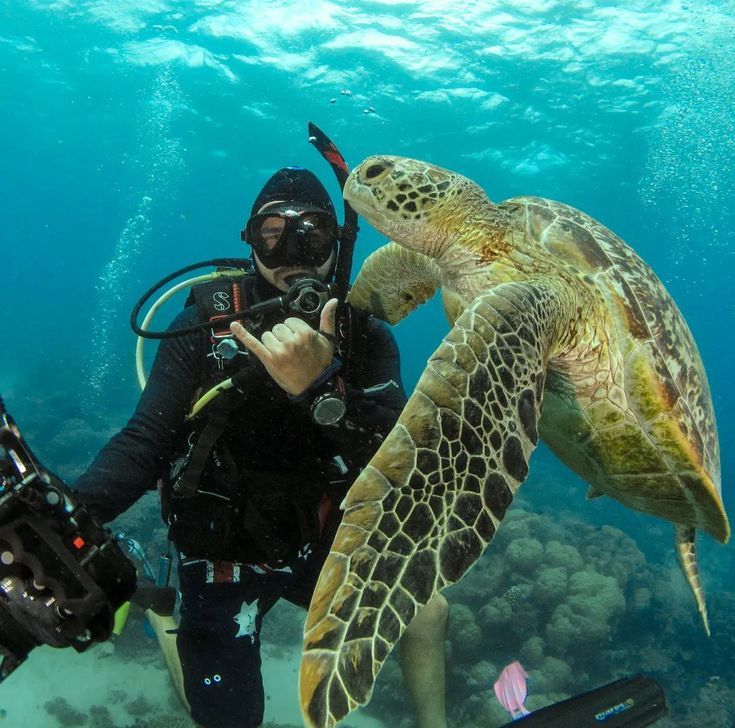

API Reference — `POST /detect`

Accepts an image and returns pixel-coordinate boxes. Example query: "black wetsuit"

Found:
[76,274,406,728]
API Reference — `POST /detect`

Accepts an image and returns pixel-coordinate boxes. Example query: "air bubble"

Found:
[85,66,185,411]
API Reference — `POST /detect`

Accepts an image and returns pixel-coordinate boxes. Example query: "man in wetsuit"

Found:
[76,166,448,728]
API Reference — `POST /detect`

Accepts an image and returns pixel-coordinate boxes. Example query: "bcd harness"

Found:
[160,270,356,565]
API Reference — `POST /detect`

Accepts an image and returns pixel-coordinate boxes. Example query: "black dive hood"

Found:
[244,167,339,273]
[130,123,358,340]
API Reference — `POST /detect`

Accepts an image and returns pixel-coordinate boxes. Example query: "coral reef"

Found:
[657,676,735,728]
[89,705,114,728]
[365,501,734,728]
[125,693,157,717]
[126,715,194,728]
[44,697,87,726]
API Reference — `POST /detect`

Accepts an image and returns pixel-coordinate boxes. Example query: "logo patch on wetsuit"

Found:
[234,599,259,642]
[212,291,231,311]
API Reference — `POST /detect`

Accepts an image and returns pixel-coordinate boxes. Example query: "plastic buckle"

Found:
[209,314,238,339]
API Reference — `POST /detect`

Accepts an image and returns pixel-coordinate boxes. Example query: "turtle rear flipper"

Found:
[675,525,710,636]
[300,281,578,728]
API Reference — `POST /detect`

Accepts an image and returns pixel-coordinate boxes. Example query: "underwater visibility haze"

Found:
[1,1,734,726]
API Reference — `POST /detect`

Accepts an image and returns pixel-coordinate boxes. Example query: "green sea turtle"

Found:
[299,156,729,728]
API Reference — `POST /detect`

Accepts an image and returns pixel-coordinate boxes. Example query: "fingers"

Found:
[281,308,337,351]
[281,317,312,338]
[271,322,298,342]
[271,319,320,352]
[231,305,337,396]
[232,302,337,373]
[319,298,338,338]
[232,318,323,361]
[230,321,272,363]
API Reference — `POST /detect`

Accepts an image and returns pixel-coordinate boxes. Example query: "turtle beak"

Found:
[343,169,378,220]
[343,169,361,207]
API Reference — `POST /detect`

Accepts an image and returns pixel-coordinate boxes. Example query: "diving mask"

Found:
[241,207,338,269]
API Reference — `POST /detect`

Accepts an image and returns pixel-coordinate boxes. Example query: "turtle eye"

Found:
[364,162,386,180]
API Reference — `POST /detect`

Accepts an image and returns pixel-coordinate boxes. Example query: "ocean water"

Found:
[1,1,733,727]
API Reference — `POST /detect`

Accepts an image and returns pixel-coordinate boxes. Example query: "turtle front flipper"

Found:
[346,241,441,324]
[300,281,577,728]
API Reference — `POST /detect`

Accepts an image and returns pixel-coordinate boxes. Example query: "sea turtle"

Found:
[299,156,730,728]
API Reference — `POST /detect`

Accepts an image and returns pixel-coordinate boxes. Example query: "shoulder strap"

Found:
[171,395,232,499]
[189,274,249,338]
[191,274,256,387]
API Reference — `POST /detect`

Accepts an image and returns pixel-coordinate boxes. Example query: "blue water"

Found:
[1,2,734,726]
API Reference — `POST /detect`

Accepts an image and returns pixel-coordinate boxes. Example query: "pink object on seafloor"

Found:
[494,660,530,719]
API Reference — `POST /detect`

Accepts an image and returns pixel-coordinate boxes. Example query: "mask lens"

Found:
[248,215,286,255]
[246,210,337,267]
[258,218,286,250]
[299,214,337,256]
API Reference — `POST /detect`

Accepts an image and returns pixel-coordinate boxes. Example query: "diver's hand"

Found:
[230,298,338,396]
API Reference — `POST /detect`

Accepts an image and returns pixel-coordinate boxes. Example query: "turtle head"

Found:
[345,155,490,259]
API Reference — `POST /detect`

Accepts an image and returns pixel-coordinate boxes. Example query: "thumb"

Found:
[319,298,338,338]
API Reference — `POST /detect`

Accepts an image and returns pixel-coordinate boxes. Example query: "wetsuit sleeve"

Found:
[74,307,203,523]
[311,314,407,466]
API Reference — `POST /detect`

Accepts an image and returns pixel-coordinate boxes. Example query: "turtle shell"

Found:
[515,195,726,543]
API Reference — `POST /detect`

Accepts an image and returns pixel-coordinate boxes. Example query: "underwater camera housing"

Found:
[0,398,136,682]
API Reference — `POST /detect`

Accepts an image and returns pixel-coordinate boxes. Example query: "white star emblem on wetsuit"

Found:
[234,599,259,642]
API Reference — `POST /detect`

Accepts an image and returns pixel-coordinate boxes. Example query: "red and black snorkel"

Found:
[307,121,358,304]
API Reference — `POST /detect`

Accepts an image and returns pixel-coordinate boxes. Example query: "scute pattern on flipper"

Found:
[301,281,573,728]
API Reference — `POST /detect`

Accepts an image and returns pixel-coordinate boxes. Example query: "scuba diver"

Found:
[73,163,450,728]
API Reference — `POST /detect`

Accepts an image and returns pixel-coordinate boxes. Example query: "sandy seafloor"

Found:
[0,494,385,728]
[2,614,386,727]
